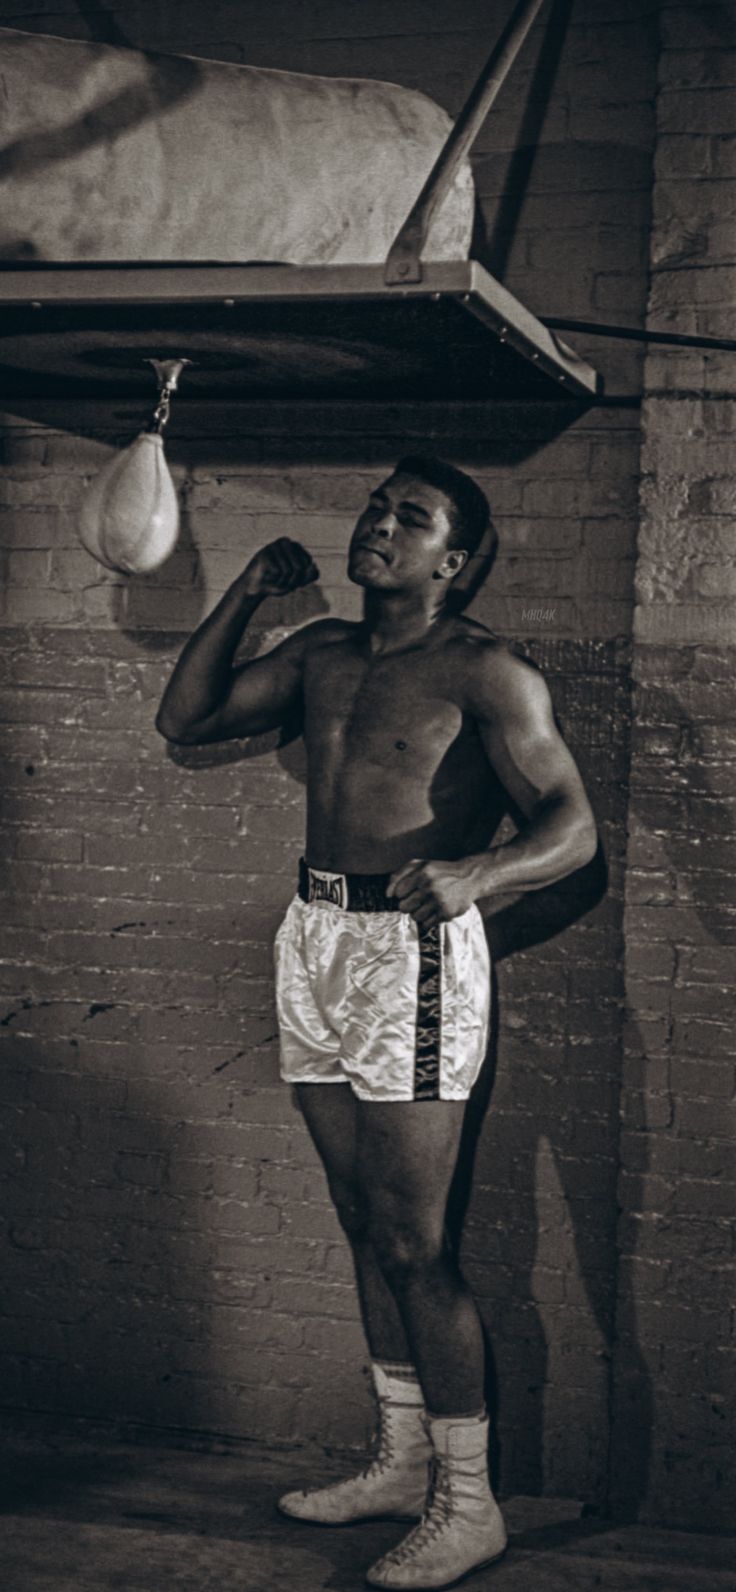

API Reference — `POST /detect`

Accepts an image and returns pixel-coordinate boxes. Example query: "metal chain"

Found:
[145,358,192,434]
[150,384,173,433]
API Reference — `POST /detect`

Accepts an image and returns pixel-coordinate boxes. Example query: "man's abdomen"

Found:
[305,763,464,873]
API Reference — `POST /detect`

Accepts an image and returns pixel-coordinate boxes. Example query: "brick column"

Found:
[610,2,736,1529]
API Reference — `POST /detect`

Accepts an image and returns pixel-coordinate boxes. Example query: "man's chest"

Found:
[303,647,465,765]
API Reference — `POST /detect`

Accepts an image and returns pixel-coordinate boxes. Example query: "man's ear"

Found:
[445,524,498,614]
[437,548,469,579]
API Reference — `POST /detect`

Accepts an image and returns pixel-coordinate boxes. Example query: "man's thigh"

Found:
[295,1081,359,1189]
[355,1098,467,1236]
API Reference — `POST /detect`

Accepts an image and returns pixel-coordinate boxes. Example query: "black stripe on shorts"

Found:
[414,923,442,1100]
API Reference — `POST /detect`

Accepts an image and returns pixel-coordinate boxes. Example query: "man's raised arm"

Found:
[155,538,319,745]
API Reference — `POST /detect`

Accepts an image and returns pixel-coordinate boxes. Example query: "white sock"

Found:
[427,1408,488,1443]
[373,1360,424,1403]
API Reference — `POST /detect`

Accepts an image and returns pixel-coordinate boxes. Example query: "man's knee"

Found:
[369,1210,445,1285]
[328,1176,370,1243]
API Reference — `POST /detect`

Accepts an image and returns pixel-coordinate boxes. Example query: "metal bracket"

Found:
[385,0,548,286]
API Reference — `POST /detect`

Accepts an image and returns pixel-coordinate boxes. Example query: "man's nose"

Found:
[374,513,395,538]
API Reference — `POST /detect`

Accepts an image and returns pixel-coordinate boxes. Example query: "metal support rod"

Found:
[384,0,548,286]
[542,317,736,352]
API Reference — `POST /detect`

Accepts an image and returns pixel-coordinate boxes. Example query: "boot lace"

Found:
[359,1397,397,1479]
[383,1458,453,1562]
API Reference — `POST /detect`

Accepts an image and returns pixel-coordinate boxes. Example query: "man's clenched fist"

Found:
[239,538,320,598]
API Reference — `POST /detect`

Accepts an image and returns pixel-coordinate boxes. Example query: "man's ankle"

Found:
[374,1359,419,1381]
[426,1406,487,1425]
[372,1361,425,1403]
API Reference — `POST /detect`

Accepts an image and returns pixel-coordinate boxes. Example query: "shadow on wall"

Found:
[447,845,619,1506]
[462,656,634,1509]
[462,670,736,1518]
[73,0,136,47]
[3,1057,226,1435]
[471,0,574,281]
[437,633,636,1510]
[112,506,210,650]
[112,500,331,655]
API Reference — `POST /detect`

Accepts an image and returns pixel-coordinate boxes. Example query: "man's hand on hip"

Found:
[387,858,481,927]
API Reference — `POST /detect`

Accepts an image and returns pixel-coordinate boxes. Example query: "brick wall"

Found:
[0,404,635,1496]
[3,0,726,1528]
[609,2,736,1531]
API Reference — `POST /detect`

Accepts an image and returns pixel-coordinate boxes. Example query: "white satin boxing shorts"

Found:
[273,859,491,1102]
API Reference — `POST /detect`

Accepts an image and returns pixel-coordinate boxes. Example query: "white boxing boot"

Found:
[366,1412,507,1589]
[278,1362,432,1526]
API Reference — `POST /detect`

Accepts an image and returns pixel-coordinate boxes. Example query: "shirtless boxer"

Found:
[156,455,597,1590]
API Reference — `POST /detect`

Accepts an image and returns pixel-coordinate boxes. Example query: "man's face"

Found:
[347,472,458,593]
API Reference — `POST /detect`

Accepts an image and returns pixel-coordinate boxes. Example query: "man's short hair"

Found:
[393,454,494,560]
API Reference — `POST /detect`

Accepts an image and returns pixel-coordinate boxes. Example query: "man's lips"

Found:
[354,543,391,563]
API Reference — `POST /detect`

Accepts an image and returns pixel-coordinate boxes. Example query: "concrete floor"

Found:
[1,1430,734,1592]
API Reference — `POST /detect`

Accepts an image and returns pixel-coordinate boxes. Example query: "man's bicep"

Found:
[204,616,352,741]
[190,631,307,743]
[473,653,589,821]
[219,643,305,736]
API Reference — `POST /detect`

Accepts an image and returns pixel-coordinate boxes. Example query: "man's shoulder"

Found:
[290,616,360,655]
[449,617,541,671]
[449,615,504,653]
[447,620,550,712]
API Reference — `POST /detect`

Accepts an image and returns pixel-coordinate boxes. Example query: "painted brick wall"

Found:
[0,0,705,1524]
[609,1,736,1532]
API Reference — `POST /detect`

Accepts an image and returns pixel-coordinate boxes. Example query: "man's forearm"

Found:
[156,579,262,740]
[468,796,597,897]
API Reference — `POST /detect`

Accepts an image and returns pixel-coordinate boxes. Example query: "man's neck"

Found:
[362,590,449,655]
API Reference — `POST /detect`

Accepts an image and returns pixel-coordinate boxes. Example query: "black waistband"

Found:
[298,857,400,912]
